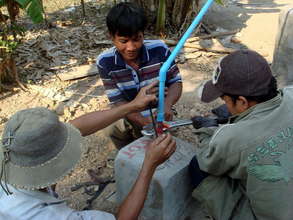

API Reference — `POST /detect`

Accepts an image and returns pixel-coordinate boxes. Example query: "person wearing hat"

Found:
[189,49,293,219]
[0,81,177,220]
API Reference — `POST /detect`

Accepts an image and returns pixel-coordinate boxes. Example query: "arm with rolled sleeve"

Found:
[194,127,238,176]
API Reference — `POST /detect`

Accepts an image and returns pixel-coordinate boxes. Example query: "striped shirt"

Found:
[96,40,182,105]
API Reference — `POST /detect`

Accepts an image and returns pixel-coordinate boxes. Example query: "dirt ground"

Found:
[0,0,291,218]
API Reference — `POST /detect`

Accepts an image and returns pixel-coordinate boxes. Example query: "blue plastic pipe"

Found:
[157,0,215,123]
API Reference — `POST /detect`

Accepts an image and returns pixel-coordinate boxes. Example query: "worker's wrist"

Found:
[124,102,138,114]
[142,160,157,175]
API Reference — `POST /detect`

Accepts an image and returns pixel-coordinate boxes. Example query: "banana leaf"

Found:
[215,0,223,5]
[16,0,43,23]
[0,0,5,7]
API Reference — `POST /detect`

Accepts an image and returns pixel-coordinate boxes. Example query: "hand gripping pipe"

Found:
[156,0,215,131]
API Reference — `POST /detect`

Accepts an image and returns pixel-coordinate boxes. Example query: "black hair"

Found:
[225,76,278,104]
[106,2,147,37]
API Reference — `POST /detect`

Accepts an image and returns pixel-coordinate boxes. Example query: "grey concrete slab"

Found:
[115,136,207,220]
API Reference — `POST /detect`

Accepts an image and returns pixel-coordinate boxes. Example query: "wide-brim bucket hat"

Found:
[0,107,82,190]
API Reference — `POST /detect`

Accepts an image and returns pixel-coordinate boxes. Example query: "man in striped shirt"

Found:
[97,2,182,149]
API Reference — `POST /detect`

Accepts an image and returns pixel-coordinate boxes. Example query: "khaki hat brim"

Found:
[199,80,224,103]
[0,123,82,190]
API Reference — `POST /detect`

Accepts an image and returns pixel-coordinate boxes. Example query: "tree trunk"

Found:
[130,0,199,36]
[155,0,166,34]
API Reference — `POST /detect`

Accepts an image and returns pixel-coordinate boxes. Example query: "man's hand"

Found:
[129,81,158,112]
[147,85,168,97]
[144,133,176,169]
[117,133,176,220]
[146,86,168,109]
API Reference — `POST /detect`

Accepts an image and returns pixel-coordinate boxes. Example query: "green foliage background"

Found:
[0,0,44,23]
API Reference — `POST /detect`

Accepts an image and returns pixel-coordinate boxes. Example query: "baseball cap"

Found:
[199,50,273,103]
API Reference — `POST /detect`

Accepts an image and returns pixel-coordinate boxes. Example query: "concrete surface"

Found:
[114,136,206,220]
[200,0,292,62]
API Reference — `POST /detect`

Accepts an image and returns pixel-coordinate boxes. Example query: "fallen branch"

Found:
[164,39,235,54]
[180,48,198,53]
[57,64,99,81]
[201,23,213,34]
[185,53,202,59]
[194,46,235,54]
[64,90,104,99]
[93,40,112,46]
[58,71,98,81]
[186,30,238,43]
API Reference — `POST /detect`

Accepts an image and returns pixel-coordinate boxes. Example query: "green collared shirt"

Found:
[194,87,293,220]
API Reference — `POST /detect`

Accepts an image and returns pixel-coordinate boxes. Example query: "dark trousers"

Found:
[188,156,209,188]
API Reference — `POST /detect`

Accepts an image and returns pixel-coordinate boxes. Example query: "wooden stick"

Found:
[186,30,238,43]
[58,71,98,81]
[81,0,86,18]
[93,40,112,45]
[163,39,235,54]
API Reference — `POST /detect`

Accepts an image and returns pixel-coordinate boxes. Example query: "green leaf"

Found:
[11,23,26,35]
[0,39,19,53]
[26,0,43,23]
[0,0,5,7]
[215,0,224,5]
[15,0,31,8]
[15,0,44,23]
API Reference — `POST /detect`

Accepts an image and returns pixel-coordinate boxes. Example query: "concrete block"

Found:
[114,136,199,220]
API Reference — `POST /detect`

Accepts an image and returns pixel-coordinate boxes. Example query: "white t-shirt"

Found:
[0,184,115,220]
